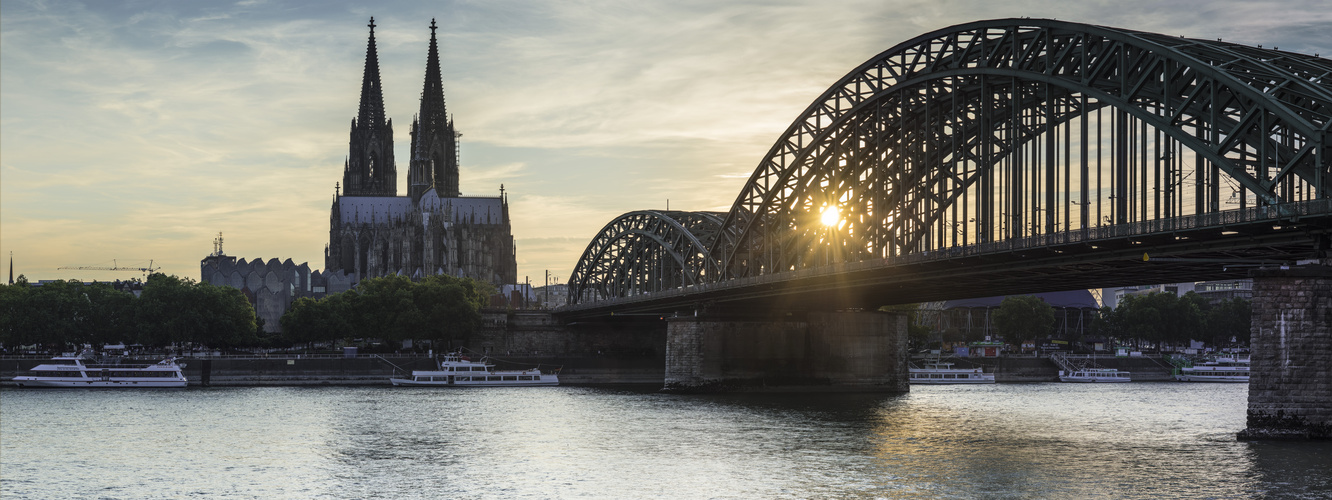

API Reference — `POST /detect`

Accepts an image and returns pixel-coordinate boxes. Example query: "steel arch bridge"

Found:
[567,18,1332,313]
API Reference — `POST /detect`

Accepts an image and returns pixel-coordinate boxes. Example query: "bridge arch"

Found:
[568,210,726,303]
[714,18,1332,278]
[568,18,1332,306]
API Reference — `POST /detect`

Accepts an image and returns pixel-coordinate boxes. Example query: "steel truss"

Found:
[569,211,726,303]
[569,18,1332,306]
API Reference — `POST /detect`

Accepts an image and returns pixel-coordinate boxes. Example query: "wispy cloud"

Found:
[3,0,1330,283]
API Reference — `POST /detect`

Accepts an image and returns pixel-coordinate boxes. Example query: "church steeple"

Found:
[409,18,459,199]
[344,17,396,197]
[356,17,387,132]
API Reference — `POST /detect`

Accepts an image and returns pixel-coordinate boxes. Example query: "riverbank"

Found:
[1,353,1178,386]
[0,354,666,387]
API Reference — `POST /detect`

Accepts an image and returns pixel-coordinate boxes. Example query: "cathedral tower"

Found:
[343,17,397,197]
[408,19,459,200]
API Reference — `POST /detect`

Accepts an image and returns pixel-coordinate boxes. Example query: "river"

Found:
[2,383,1329,499]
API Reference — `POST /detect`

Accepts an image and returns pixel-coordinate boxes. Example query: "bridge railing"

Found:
[564,199,1331,310]
[893,199,1328,266]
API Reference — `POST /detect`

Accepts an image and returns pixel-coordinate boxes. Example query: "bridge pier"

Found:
[1239,265,1332,440]
[663,310,908,393]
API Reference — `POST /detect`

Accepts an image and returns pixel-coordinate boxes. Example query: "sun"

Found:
[820,206,841,227]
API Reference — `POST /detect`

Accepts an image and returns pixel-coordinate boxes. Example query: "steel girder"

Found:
[715,18,1332,279]
[567,18,1332,306]
[568,210,725,304]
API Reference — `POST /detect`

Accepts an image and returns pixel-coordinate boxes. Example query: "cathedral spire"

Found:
[357,17,386,129]
[343,17,396,197]
[421,19,446,119]
[409,18,459,199]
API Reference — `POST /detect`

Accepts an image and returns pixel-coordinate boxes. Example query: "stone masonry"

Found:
[1239,265,1332,440]
[664,311,908,392]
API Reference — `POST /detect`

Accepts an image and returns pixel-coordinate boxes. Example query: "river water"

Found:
[2,382,1330,499]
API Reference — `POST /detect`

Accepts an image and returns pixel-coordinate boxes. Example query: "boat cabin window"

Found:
[32,370,84,377]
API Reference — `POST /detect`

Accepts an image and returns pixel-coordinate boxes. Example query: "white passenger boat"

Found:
[909,362,995,384]
[1175,355,1250,382]
[1059,368,1131,383]
[12,355,188,388]
[389,352,558,387]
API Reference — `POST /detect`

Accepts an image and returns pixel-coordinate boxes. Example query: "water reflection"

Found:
[3,383,1330,499]
[869,383,1265,499]
[1246,440,1332,498]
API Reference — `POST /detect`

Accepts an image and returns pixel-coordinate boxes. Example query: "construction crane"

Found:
[58,259,160,275]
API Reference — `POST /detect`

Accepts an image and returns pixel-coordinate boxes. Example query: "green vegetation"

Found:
[280,274,491,348]
[0,272,494,354]
[991,295,1056,342]
[0,273,260,352]
[1091,291,1251,349]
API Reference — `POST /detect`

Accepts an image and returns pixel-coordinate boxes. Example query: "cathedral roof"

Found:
[338,196,414,224]
[419,189,506,224]
[337,191,507,225]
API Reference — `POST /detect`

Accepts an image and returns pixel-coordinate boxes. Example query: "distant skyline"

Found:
[3,0,1330,285]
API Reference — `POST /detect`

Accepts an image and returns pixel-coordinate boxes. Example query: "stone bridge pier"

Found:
[1240,265,1332,440]
[663,310,908,393]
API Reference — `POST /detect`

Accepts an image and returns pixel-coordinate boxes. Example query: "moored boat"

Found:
[1059,368,1131,383]
[12,354,188,388]
[908,361,995,384]
[389,352,558,387]
[1175,355,1250,382]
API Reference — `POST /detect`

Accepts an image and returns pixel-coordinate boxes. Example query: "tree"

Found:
[81,282,137,347]
[0,277,36,348]
[193,283,261,349]
[281,295,353,347]
[136,273,256,350]
[1089,305,1122,340]
[1206,297,1251,346]
[1108,292,1206,349]
[351,275,427,342]
[991,295,1055,342]
[278,274,491,349]
[27,279,89,349]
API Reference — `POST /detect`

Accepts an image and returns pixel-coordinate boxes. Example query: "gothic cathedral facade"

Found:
[324,19,517,291]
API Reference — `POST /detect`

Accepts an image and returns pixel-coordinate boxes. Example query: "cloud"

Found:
[460,162,526,186]
[4,0,1331,283]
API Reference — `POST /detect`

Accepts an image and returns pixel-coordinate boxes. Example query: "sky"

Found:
[3,0,1331,286]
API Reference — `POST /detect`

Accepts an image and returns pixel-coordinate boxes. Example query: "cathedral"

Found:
[324,18,518,291]
[202,19,516,333]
